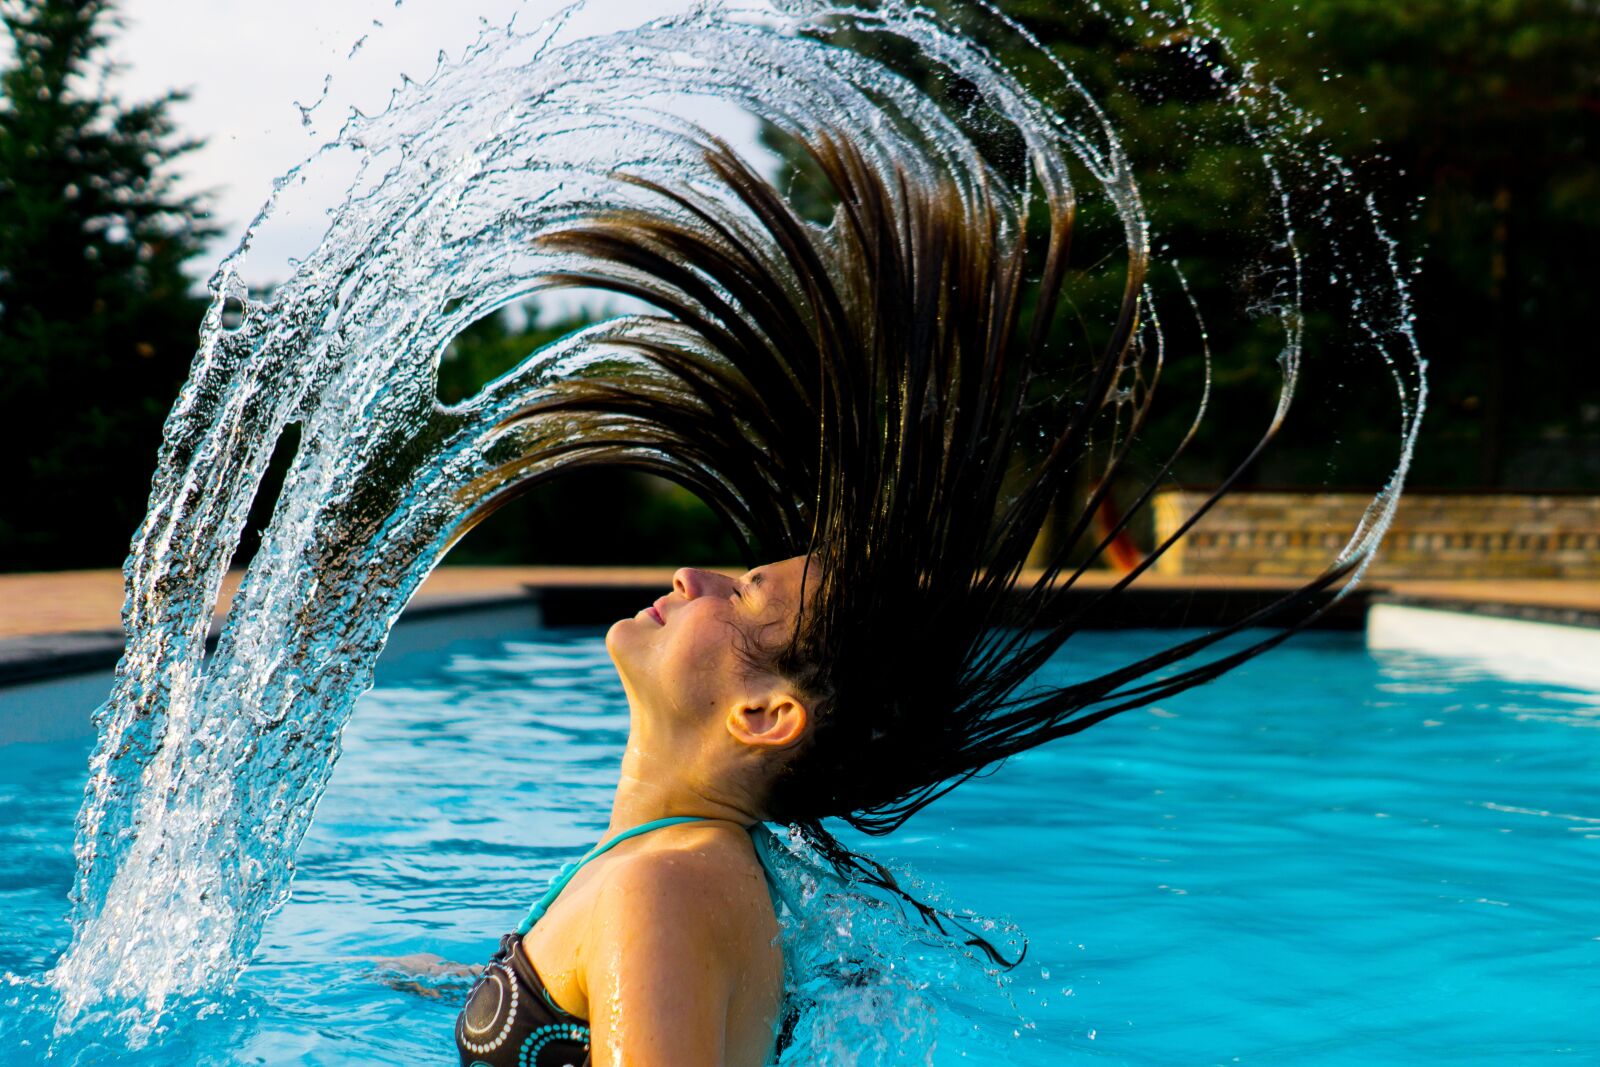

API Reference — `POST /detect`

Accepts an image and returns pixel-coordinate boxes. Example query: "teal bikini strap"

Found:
[746,823,800,917]
[515,815,709,936]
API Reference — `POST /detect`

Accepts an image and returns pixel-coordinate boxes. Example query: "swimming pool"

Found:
[3,623,1597,1064]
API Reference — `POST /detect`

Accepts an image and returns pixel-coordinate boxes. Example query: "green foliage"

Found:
[434,305,565,406]
[1207,0,1600,486]
[0,0,216,570]
[770,0,1599,490]
[447,465,744,567]
[437,305,744,566]
[5,0,1590,574]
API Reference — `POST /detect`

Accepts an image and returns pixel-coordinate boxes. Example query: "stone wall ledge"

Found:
[1153,490,1600,580]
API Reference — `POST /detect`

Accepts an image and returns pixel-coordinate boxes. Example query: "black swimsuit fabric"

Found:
[456,932,590,1067]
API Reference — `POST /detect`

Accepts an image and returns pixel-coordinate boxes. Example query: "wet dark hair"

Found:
[474,124,1359,960]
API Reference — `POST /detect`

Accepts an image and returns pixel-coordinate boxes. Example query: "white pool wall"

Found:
[1367,603,1600,692]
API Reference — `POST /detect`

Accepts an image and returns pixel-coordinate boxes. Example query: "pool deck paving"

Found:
[2,567,1597,685]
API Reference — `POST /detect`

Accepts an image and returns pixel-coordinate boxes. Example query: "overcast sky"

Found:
[100,0,765,289]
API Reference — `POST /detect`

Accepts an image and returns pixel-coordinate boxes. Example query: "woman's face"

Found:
[606,555,813,735]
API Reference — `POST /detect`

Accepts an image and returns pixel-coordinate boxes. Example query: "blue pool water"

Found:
[3,625,1598,1064]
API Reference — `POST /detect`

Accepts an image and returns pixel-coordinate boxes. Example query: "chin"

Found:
[604,617,627,653]
[604,616,642,662]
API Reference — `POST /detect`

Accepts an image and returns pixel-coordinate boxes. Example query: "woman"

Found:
[457,558,814,1066]
[455,110,1366,1067]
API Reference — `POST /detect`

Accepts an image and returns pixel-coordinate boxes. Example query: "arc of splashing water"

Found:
[48,0,1423,1042]
[48,2,1075,1034]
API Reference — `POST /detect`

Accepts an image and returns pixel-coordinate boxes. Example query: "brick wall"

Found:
[1151,491,1600,579]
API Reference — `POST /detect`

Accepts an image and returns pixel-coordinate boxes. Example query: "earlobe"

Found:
[728,693,809,750]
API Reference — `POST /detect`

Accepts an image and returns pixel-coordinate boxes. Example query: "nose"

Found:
[672,566,705,599]
[672,566,732,601]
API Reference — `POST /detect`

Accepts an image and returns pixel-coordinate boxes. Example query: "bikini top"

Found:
[455,816,788,1067]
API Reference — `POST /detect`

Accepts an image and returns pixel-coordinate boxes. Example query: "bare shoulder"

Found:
[580,829,785,1066]
[593,827,778,944]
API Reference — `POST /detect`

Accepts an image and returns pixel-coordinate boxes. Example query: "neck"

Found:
[608,731,761,838]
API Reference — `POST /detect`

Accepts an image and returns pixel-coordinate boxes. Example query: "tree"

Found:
[768,0,1600,491]
[0,0,216,570]
[434,306,743,567]
[1211,0,1600,488]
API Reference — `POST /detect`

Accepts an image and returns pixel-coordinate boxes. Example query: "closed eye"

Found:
[734,570,765,605]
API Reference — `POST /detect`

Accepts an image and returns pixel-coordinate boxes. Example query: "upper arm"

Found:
[582,853,741,1067]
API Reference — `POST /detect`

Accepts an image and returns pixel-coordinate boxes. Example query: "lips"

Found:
[646,597,667,625]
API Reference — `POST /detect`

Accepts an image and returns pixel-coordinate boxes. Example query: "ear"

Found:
[726,690,809,751]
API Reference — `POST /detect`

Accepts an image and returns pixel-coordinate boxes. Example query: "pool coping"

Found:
[1372,592,1600,631]
[3,568,1596,689]
[0,593,536,688]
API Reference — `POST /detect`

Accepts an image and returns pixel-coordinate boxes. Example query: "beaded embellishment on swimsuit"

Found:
[457,931,590,1067]
[455,817,710,1067]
